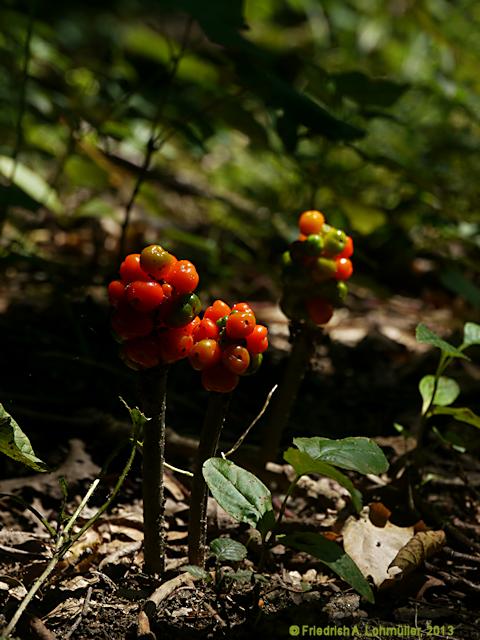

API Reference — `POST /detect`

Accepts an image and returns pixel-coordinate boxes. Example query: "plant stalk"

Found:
[140,365,168,575]
[3,428,139,638]
[261,324,314,464]
[188,392,231,567]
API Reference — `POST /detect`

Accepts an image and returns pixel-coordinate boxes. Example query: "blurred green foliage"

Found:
[0,0,479,302]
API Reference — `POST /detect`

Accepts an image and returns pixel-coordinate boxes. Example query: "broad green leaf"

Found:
[463,322,480,348]
[419,376,460,415]
[0,404,49,472]
[0,156,62,214]
[293,437,389,475]
[182,565,211,581]
[432,407,480,429]
[203,458,275,537]
[283,449,362,512]
[282,532,374,603]
[210,538,247,562]
[415,324,469,360]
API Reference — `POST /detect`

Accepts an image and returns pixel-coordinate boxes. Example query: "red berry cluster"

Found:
[280,210,354,326]
[188,300,269,393]
[108,245,201,369]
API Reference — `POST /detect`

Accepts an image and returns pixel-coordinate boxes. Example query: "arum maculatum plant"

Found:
[187,299,269,567]
[108,244,201,575]
[201,435,389,602]
[262,209,354,463]
[414,322,480,449]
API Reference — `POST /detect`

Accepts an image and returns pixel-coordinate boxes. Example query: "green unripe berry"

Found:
[323,229,347,256]
[304,234,324,257]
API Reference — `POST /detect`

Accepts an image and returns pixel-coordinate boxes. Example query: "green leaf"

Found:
[210,538,247,562]
[182,565,212,581]
[293,437,389,475]
[283,449,362,512]
[203,458,275,537]
[463,322,480,348]
[119,397,149,432]
[419,376,460,415]
[415,324,469,360]
[282,532,374,603]
[0,156,62,214]
[0,404,49,472]
[432,406,480,429]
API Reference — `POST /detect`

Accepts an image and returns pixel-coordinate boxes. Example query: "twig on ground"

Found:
[144,573,195,617]
[137,610,156,640]
[65,586,93,639]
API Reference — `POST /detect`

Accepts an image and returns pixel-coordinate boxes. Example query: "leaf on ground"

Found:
[419,376,460,414]
[415,324,469,360]
[282,532,374,603]
[0,403,49,472]
[202,458,275,537]
[293,436,389,475]
[385,530,446,584]
[210,537,247,562]
[342,505,414,587]
[283,448,363,512]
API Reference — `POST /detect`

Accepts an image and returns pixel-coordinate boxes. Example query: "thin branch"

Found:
[223,384,278,458]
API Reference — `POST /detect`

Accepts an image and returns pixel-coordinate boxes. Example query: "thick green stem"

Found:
[261,324,315,464]
[188,392,231,567]
[140,366,168,575]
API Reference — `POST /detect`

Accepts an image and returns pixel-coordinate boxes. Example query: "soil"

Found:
[1,287,480,640]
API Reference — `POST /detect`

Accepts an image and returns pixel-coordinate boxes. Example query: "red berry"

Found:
[225,311,256,339]
[222,344,251,375]
[193,317,220,342]
[246,325,269,354]
[184,316,201,335]
[111,307,154,341]
[159,329,194,362]
[189,339,222,371]
[299,210,325,236]
[306,298,334,325]
[140,245,177,279]
[126,281,165,312]
[201,363,239,393]
[122,336,161,369]
[337,236,353,259]
[108,280,126,307]
[232,302,253,314]
[120,254,150,284]
[161,282,174,299]
[335,258,353,281]
[204,300,231,323]
[166,260,199,294]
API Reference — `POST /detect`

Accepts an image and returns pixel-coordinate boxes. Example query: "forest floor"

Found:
[1,289,480,640]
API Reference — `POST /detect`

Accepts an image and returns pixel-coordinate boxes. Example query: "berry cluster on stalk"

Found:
[108,245,201,369]
[280,210,354,326]
[188,300,269,393]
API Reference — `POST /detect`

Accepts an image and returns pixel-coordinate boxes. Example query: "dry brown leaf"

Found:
[0,439,100,497]
[342,506,414,587]
[386,530,446,581]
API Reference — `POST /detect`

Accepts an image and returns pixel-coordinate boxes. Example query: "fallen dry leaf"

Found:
[386,530,446,582]
[342,506,414,587]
